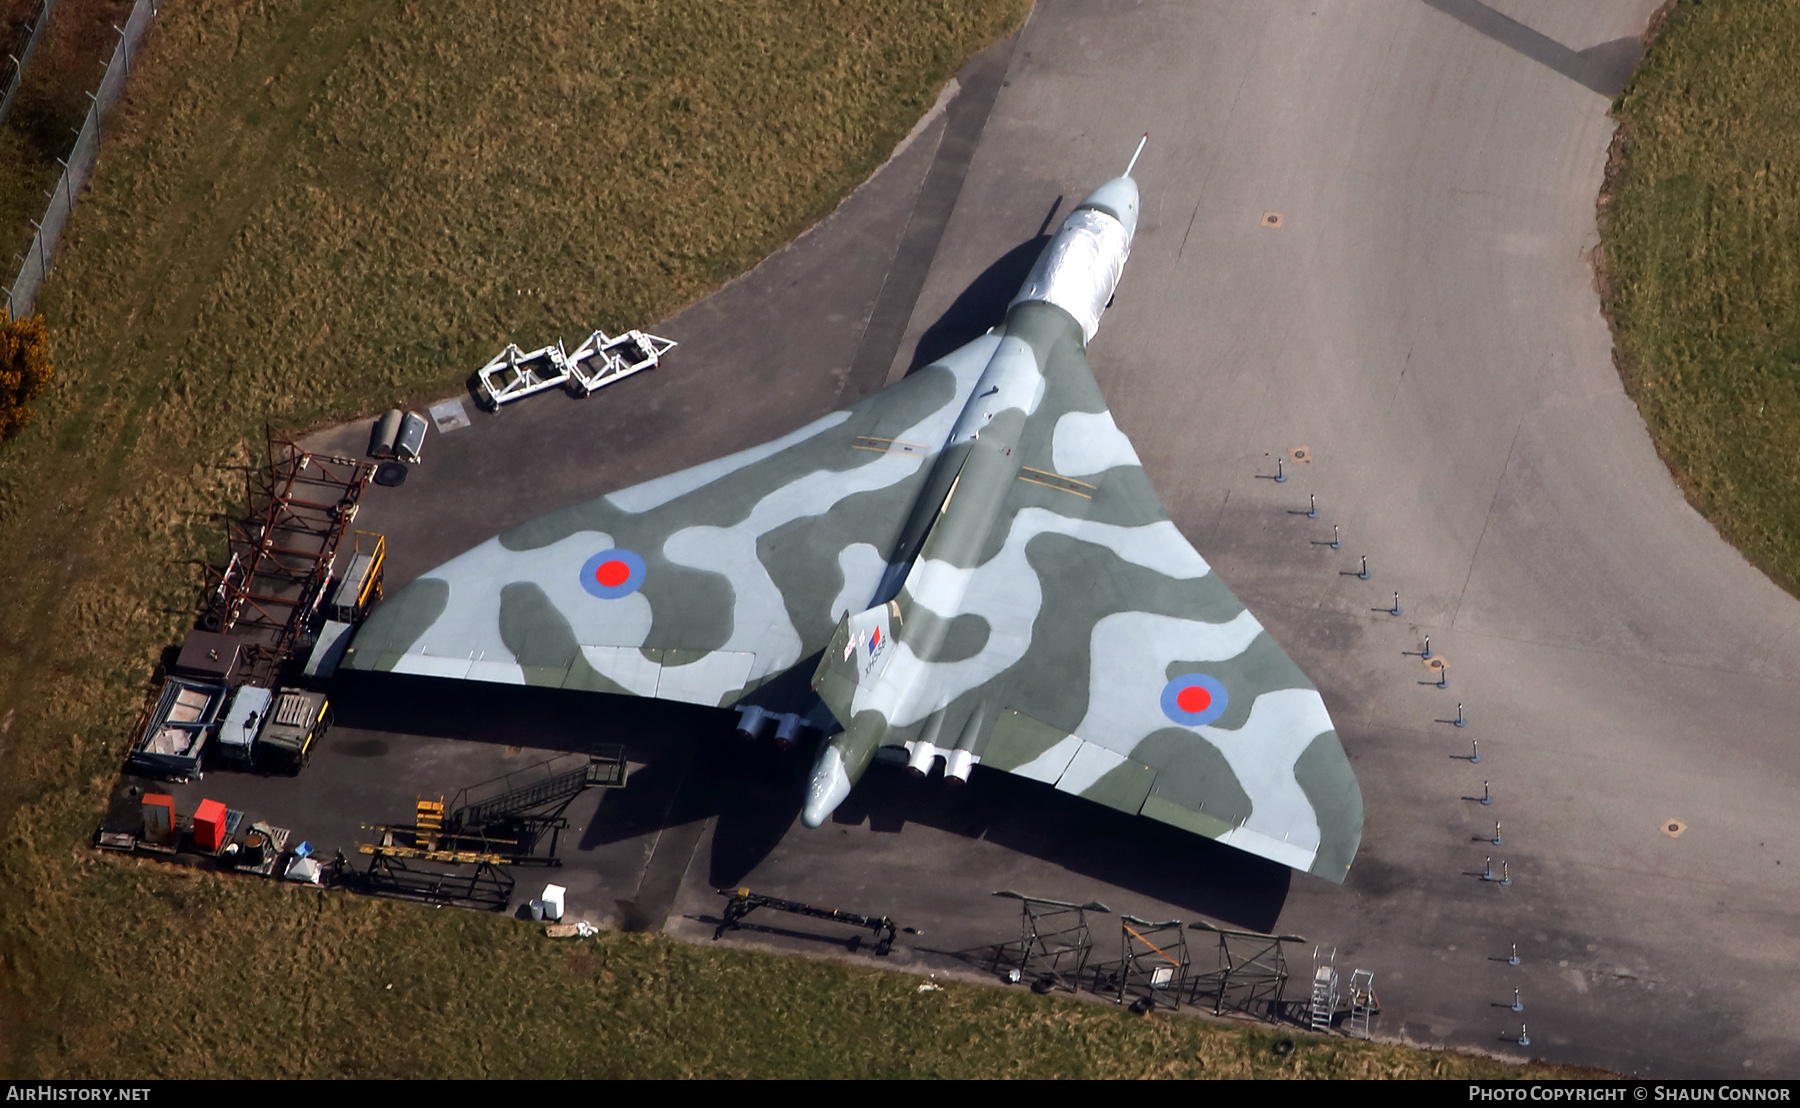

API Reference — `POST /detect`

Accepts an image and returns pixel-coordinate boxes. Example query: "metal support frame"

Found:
[1092,915,1189,1012]
[1187,919,1304,1023]
[349,849,514,912]
[201,432,373,682]
[712,888,898,955]
[473,331,676,408]
[566,330,676,396]
[988,890,1109,993]
[475,341,572,409]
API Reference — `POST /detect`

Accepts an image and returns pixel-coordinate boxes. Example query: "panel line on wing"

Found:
[853,435,931,456]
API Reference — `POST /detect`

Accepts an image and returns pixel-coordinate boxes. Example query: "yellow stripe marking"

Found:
[1019,466,1095,489]
[1017,475,1092,499]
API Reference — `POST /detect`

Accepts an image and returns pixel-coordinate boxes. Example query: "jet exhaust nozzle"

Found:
[905,742,939,778]
[943,747,976,785]
[733,705,774,742]
[772,712,806,748]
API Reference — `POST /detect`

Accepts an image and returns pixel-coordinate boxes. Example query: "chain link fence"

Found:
[4,0,156,319]
[0,0,58,135]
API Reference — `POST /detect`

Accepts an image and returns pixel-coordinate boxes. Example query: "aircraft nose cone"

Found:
[1079,176,1139,242]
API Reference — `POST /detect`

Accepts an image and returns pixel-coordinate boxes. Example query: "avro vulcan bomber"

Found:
[345,141,1364,882]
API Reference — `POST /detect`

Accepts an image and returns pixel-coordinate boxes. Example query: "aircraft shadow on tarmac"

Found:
[707,749,1293,935]
[905,230,1054,377]
[333,670,1292,934]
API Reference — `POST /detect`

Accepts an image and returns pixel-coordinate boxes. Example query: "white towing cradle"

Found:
[566,330,676,396]
[476,342,573,409]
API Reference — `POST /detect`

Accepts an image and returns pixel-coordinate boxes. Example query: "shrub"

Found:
[0,309,52,441]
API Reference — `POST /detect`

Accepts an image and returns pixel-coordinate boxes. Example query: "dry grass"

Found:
[0,0,1573,1079]
[0,0,136,270]
[1602,0,1800,595]
[7,854,1589,1080]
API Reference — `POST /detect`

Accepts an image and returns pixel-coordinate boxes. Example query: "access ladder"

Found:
[1346,969,1377,1039]
[1309,964,1339,1033]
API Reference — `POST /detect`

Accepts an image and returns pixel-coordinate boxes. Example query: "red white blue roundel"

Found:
[1161,673,1228,727]
[580,549,646,599]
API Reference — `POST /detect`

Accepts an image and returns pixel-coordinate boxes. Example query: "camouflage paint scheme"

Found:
[346,172,1363,882]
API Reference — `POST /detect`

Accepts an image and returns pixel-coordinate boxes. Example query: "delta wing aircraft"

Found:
[345,141,1364,882]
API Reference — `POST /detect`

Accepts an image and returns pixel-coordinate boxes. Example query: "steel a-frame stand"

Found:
[712,888,899,955]
[1093,915,1190,1012]
[989,890,1110,993]
[1186,919,1305,1022]
[352,848,515,912]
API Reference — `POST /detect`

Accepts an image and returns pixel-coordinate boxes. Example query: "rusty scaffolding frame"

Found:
[202,432,372,684]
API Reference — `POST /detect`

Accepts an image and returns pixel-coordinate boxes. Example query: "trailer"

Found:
[475,342,572,409]
[474,331,676,408]
[566,330,676,396]
[256,688,331,774]
[127,677,229,781]
[215,684,273,767]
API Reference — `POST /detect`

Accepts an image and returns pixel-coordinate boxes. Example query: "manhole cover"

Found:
[1424,655,1448,671]
[1262,211,1284,228]
[1290,445,1312,463]
[1662,819,1686,838]
[374,462,409,487]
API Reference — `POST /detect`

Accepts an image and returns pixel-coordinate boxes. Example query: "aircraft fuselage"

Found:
[800,175,1142,827]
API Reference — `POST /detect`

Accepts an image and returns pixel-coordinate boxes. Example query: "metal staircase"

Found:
[445,751,627,834]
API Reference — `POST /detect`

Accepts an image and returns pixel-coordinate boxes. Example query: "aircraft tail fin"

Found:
[812,601,901,726]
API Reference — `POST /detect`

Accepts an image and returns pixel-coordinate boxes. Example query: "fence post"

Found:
[7,0,156,317]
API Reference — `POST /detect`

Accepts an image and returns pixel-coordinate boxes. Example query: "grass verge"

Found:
[0,0,136,276]
[0,0,1570,1078]
[1601,0,1800,595]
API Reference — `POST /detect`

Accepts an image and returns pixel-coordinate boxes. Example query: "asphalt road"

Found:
[156,0,1800,1079]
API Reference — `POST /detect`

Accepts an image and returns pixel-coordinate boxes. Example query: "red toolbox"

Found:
[193,798,228,852]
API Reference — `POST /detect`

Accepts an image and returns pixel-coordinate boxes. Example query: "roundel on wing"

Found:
[1161,673,1228,727]
[580,549,646,599]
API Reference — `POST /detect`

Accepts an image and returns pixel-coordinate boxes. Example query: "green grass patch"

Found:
[1602,0,1800,594]
[0,0,1569,1079]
